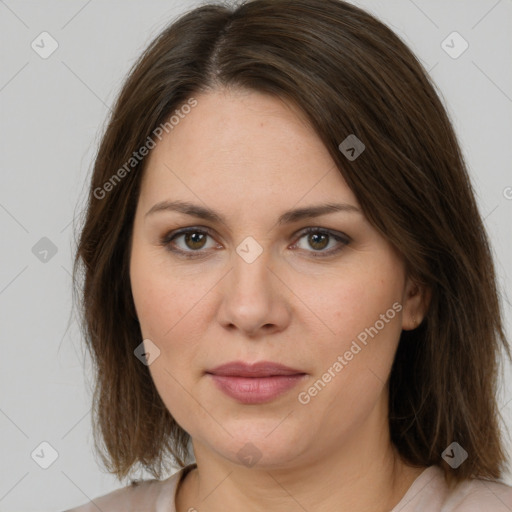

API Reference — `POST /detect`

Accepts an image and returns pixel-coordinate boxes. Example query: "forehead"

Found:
[138,89,359,217]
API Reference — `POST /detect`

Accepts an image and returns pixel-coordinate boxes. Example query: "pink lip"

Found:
[207,361,304,377]
[206,361,307,404]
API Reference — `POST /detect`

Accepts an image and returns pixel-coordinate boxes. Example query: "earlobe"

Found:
[401,278,431,331]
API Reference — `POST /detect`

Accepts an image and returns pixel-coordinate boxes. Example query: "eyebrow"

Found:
[145,200,361,226]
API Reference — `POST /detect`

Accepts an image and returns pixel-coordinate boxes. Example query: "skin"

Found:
[129,87,431,512]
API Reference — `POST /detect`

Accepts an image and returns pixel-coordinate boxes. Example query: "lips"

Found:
[206,360,305,378]
[206,361,307,404]
[209,374,306,404]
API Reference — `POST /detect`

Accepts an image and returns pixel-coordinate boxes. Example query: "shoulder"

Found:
[445,475,512,511]
[61,467,189,512]
[392,465,512,512]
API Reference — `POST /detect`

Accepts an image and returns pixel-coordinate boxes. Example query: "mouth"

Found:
[205,361,307,404]
[206,360,305,378]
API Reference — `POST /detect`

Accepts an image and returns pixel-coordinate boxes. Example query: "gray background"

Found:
[0,0,511,510]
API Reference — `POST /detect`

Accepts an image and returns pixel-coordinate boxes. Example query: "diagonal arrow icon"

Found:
[339,134,365,161]
[445,449,455,458]
[441,441,468,468]
[236,236,263,263]
[31,441,59,469]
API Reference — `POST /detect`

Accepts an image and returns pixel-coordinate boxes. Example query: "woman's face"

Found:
[130,88,425,469]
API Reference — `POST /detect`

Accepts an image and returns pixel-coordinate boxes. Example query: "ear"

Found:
[401,276,431,331]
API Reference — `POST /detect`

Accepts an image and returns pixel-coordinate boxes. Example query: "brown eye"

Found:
[307,232,329,251]
[292,228,350,258]
[182,231,208,250]
[161,227,218,258]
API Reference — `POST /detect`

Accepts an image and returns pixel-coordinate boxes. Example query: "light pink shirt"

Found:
[63,463,512,511]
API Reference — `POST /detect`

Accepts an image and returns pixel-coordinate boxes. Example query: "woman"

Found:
[65,0,512,510]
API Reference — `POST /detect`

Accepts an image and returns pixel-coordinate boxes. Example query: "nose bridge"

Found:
[216,234,288,335]
[231,234,273,297]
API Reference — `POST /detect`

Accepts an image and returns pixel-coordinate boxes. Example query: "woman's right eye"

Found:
[160,227,219,258]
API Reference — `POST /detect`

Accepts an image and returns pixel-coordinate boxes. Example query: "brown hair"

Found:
[72,0,511,486]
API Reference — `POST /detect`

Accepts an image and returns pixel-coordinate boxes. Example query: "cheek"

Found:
[132,273,198,345]
[297,278,403,429]
[311,262,403,338]
[130,239,191,337]
[130,247,216,369]
[130,257,204,418]
[306,256,404,384]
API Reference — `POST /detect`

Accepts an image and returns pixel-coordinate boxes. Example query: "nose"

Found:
[216,246,291,337]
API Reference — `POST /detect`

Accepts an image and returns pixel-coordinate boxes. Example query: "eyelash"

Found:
[159,226,350,259]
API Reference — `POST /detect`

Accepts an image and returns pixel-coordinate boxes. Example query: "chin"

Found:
[211,428,310,469]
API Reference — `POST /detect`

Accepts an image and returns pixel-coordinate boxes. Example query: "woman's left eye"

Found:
[160,227,350,259]
[291,227,350,257]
